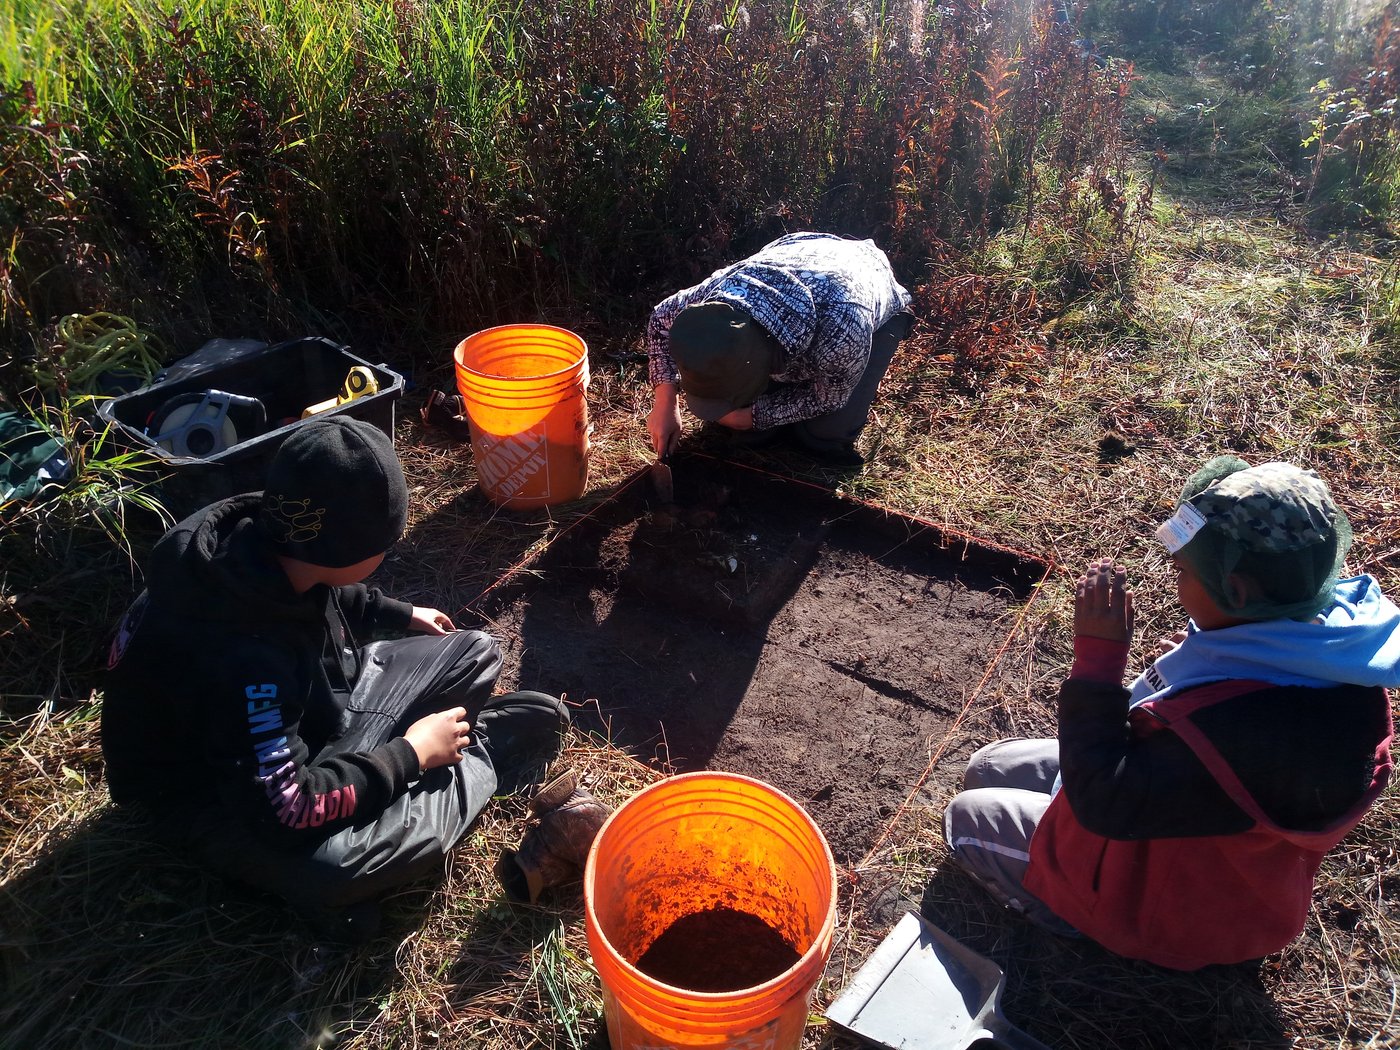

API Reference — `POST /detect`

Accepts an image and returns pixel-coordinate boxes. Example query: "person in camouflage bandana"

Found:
[1166,457,1350,622]
[940,457,1399,970]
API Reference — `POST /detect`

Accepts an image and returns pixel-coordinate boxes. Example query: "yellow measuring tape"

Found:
[301,366,379,419]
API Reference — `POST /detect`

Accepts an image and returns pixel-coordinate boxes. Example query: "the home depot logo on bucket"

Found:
[474,427,551,502]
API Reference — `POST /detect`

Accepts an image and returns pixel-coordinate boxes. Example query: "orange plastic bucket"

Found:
[584,772,837,1050]
[452,324,590,508]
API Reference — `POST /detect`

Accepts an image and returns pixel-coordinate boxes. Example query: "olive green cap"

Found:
[668,302,776,421]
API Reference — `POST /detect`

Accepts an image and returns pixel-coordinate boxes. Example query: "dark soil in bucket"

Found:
[633,907,801,992]
[473,454,1049,866]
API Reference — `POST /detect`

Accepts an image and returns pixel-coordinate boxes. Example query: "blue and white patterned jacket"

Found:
[646,232,913,430]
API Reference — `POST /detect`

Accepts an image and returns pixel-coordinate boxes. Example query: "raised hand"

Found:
[1074,558,1134,643]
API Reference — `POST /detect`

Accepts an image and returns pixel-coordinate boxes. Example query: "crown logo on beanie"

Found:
[257,417,408,569]
[263,495,325,545]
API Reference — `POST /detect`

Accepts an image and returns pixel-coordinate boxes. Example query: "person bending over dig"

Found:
[942,456,1397,969]
[645,231,913,468]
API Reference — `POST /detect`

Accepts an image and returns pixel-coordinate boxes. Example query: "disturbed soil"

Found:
[634,906,801,992]
[475,454,1047,865]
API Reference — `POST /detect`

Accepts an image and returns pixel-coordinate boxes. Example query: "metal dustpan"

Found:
[825,912,1051,1050]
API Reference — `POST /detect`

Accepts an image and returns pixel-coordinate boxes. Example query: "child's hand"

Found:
[1156,629,1188,656]
[1074,559,1134,642]
[404,706,471,771]
[410,606,455,634]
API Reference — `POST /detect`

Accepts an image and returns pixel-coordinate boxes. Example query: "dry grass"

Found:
[6,80,1400,1050]
[0,707,663,1049]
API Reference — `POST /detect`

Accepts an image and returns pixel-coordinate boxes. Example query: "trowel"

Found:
[825,912,1052,1050]
[651,451,674,502]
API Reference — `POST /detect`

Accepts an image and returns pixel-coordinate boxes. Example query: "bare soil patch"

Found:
[472,454,1048,866]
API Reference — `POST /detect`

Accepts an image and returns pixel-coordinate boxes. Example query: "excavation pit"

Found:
[476,454,1050,863]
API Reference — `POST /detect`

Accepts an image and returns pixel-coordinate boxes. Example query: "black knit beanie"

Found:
[258,417,408,568]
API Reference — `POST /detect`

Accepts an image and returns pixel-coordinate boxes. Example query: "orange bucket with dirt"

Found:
[452,324,590,508]
[583,771,837,1050]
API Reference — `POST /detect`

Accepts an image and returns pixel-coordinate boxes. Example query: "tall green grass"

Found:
[1086,0,1400,228]
[0,0,1133,373]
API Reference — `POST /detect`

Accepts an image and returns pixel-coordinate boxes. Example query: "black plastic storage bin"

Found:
[99,336,405,519]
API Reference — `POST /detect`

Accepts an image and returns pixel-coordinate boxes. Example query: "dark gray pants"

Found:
[791,312,912,451]
[183,630,568,913]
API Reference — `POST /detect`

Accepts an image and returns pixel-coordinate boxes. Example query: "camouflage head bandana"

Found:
[1161,457,1352,622]
[1190,462,1338,552]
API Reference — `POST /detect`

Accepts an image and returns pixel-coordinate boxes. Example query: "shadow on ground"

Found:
[0,806,426,1049]
[901,865,1291,1050]
[473,454,1047,869]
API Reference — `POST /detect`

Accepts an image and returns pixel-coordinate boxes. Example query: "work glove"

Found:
[495,770,611,904]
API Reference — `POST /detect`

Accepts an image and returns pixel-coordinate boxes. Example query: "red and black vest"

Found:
[1024,680,1393,971]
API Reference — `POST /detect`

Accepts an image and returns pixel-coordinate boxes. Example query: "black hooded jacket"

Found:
[102,494,420,842]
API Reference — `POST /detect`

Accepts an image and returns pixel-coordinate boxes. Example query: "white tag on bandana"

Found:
[1155,502,1207,553]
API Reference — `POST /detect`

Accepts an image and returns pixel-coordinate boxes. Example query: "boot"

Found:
[495,771,611,904]
[419,389,472,441]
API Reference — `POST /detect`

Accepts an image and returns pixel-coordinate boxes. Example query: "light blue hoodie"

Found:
[1129,574,1400,706]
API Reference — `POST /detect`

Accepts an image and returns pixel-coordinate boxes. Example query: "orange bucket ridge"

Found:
[453,324,590,508]
[584,772,838,1050]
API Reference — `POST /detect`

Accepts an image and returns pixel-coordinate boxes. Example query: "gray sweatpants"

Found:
[182,630,568,915]
[942,738,1078,934]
